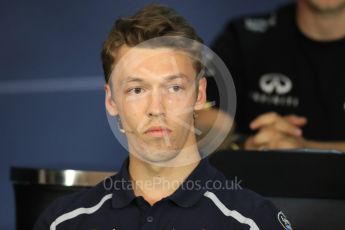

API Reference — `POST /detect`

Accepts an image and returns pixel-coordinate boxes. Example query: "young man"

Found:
[210,0,345,152]
[34,5,291,230]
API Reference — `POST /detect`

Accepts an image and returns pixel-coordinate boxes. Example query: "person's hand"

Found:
[244,112,308,150]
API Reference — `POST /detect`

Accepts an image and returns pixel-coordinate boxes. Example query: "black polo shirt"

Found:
[34,157,292,230]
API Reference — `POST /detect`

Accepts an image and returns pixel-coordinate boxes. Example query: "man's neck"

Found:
[128,149,201,206]
[296,0,345,41]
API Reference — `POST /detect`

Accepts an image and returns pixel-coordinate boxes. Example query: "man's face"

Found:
[305,0,345,12]
[105,45,206,163]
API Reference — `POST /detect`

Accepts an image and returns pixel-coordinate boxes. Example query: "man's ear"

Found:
[104,84,119,116]
[194,77,207,111]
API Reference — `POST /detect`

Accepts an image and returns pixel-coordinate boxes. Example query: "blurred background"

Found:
[0,0,290,228]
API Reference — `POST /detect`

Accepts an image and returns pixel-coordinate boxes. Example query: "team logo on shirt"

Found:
[259,73,292,95]
[277,211,292,230]
[250,73,299,107]
[244,13,276,33]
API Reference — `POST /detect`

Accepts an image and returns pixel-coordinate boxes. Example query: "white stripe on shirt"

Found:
[50,193,113,230]
[204,191,260,230]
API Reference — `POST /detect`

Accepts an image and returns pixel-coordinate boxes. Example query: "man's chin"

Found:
[308,0,345,13]
[136,149,181,164]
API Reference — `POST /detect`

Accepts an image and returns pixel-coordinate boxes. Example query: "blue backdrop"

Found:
[0,0,290,228]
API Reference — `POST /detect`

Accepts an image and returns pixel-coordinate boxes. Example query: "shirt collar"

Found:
[111,156,218,209]
[167,157,218,207]
[111,158,136,208]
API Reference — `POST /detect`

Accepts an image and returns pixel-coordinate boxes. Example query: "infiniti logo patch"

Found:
[259,73,292,95]
[250,73,298,107]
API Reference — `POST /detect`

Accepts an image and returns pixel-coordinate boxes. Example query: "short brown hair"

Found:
[101,4,204,83]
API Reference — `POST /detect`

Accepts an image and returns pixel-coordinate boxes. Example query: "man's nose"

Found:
[147,90,165,117]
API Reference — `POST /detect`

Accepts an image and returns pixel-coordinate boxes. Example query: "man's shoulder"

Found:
[54,175,114,211]
[224,3,295,37]
[205,175,272,214]
[212,3,296,61]
[203,170,292,229]
[34,174,116,229]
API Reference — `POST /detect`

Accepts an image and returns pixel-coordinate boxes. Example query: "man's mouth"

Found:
[144,126,172,137]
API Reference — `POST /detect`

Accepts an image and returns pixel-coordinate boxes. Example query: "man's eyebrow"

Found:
[164,74,190,82]
[121,77,144,85]
[121,74,190,85]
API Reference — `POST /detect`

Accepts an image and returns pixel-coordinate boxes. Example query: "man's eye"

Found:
[128,88,144,95]
[168,85,183,93]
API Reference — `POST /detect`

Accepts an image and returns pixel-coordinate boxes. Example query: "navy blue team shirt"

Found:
[34,157,292,230]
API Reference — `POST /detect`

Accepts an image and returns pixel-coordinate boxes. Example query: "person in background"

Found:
[209,0,345,152]
[34,5,291,230]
